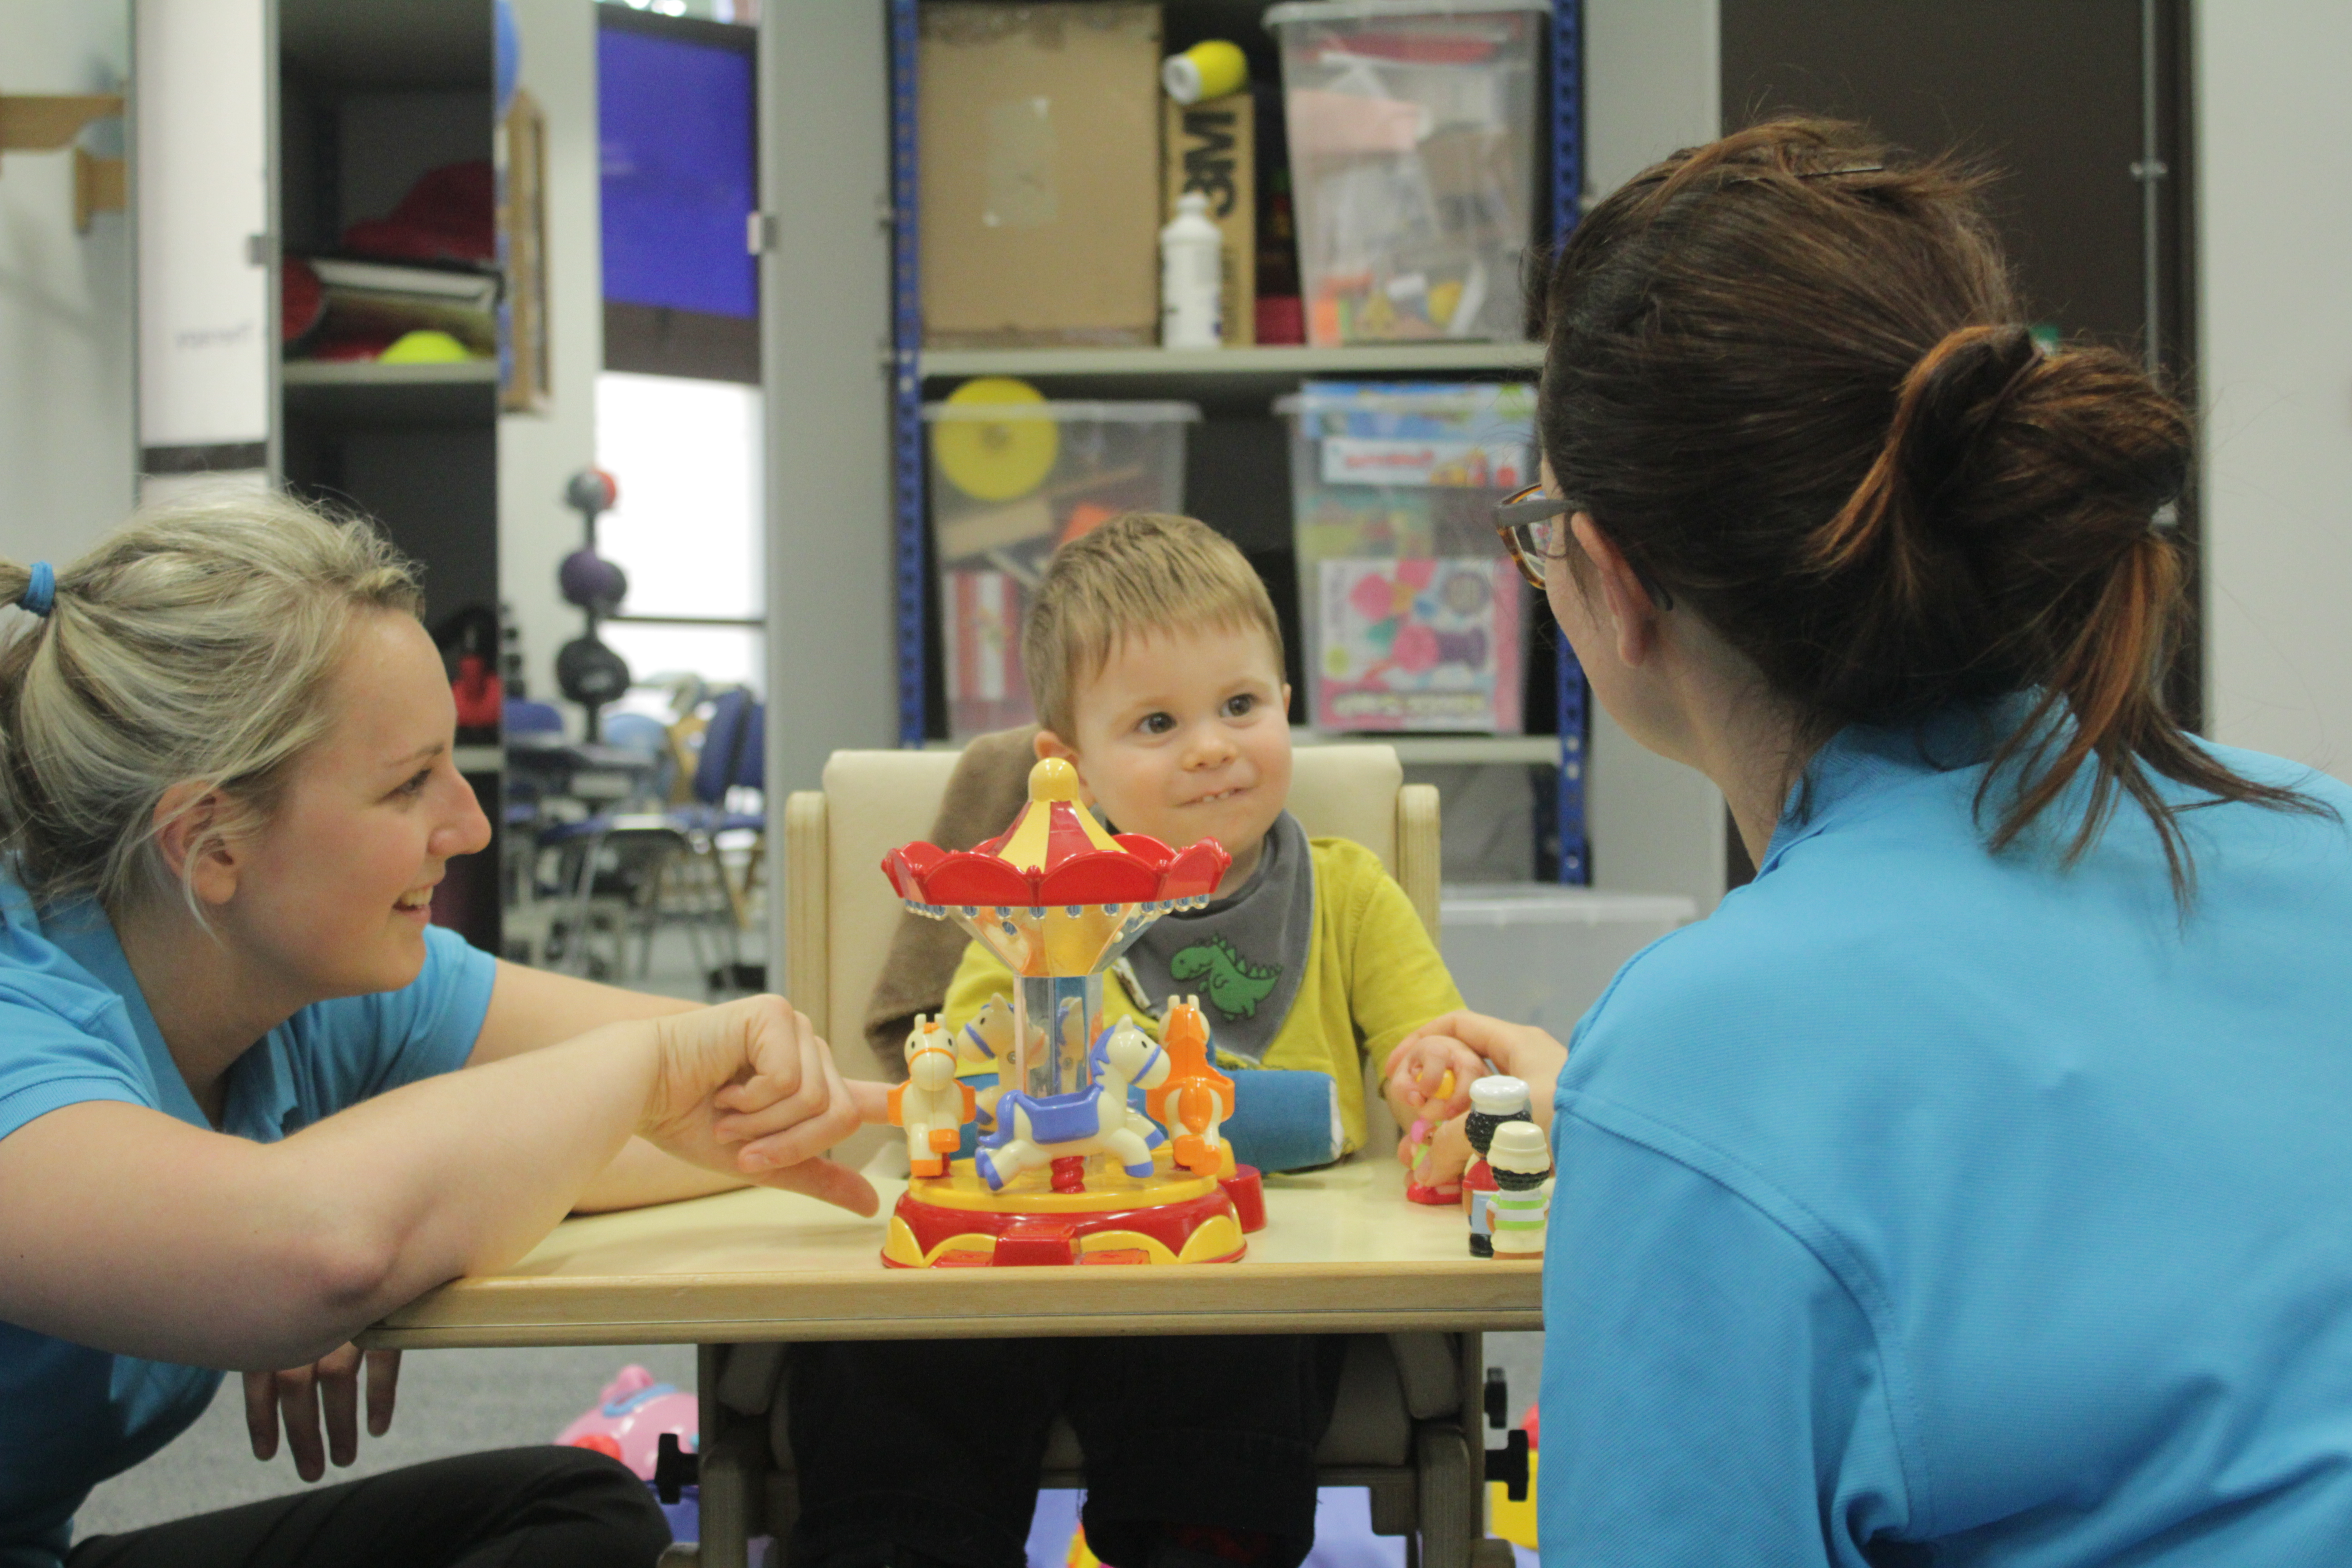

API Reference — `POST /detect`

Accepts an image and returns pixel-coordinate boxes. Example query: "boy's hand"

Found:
[1402,1113,1475,1189]
[1384,1035,1486,1127]
[1384,1011,1570,1132]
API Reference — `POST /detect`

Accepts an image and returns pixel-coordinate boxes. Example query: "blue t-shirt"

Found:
[1539,712,2352,1566]
[0,879,497,1567]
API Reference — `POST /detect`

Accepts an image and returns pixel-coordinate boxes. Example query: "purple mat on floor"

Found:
[1025,1489,1536,1568]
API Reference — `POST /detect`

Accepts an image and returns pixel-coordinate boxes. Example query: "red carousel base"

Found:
[882,1151,1265,1268]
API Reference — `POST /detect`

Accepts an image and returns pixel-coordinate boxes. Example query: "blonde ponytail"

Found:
[0,489,423,913]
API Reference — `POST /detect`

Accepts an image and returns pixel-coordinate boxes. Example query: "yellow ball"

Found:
[934,377,1058,502]
[379,328,475,363]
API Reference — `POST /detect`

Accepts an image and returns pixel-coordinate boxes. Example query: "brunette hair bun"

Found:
[1537,118,2316,893]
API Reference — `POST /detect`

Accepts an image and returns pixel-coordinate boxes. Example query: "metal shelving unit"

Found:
[280,358,499,384]
[1548,0,1588,882]
[886,0,1586,879]
[281,358,500,424]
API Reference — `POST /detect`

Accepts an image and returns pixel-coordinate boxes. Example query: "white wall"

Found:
[0,2,135,564]
[1578,0,1729,913]
[498,0,603,724]
[2197,5,2352,784]
[759,2,897,799]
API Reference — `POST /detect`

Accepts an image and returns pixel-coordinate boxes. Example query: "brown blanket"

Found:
[862,725,1039,1076]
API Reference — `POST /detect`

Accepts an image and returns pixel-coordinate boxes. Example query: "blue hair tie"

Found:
[17,562,54,618]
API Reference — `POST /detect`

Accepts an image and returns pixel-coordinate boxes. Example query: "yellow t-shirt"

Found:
[940,835,1464,1156]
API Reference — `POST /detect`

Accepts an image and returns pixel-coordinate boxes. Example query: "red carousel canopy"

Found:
[881,757,1229,911]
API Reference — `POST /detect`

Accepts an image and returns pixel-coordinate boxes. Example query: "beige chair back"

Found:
[788,744,1435,1088]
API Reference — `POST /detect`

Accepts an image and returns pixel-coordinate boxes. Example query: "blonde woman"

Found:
[0,494,878,1568]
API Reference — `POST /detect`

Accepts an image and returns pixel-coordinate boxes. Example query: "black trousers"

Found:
[785,1336,1347,1568]
[63,1447,670,1568]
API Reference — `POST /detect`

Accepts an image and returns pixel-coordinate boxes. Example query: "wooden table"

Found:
[366,1152,1540,1568]
[367,1151,1543,1349]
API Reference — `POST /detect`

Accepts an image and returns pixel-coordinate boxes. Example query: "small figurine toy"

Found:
[1485,1121,1553,1259]
[1401,1069,1459,1204]
[1145,995,1235,1174]
[887,1014,976,1178]
[1463,1075,1533,1259]
[975,1018,1171,1191]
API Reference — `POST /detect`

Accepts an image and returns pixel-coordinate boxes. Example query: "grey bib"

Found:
[1120,811,1313,1063]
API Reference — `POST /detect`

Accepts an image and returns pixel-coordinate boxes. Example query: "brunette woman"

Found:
[1392,120,2352,1564]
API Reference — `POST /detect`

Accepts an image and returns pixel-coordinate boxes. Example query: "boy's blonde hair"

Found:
[1023,512,1284,741]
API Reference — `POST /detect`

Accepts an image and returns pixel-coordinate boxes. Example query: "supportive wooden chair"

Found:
[687,744,1506,1568]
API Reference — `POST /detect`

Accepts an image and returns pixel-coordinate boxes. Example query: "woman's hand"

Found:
[1384,1011,1570,1187]
[244,1344,398,1482]
[640,995,892,1215]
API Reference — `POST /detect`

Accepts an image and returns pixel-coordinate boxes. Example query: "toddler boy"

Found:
[788,513,1463,1568]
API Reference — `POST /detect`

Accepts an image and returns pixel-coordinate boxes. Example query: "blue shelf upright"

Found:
[889,0,926,748]
[1549,0,1589,884]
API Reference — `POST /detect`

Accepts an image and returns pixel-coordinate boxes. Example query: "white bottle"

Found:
[1160,190,1224,349]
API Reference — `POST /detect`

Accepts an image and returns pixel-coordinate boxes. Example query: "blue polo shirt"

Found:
[1539,710,2352,1566]
[0,879,496,1568]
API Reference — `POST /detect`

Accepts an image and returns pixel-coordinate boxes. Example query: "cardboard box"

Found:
[1161,92,1255,346]
[920,4,1163,347]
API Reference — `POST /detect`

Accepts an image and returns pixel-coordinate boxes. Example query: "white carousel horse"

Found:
[887,1014,975,1179]
[974,1018,1170,1191]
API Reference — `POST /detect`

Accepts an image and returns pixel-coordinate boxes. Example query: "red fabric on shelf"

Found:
[343,160,496,263]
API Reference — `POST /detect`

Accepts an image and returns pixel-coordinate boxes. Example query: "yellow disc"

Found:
[379,328,475,363]
[934,377,1058,502]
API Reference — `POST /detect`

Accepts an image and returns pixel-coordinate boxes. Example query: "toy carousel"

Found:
[876,757,1268,1268]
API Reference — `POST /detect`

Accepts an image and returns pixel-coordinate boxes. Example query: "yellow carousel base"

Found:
[881,1148,1265,1268]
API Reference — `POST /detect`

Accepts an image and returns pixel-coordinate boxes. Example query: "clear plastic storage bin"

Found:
[1282,380,1534,733]
[1441,886,1697,1038]
[924,396,1200,737]
[1265,0,1548,345]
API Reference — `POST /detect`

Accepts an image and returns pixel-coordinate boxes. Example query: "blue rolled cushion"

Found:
[1223,1068,1342,1172]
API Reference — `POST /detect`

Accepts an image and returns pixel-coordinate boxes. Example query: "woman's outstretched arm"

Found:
[470,958,764,1212]
[0,995,877,1372]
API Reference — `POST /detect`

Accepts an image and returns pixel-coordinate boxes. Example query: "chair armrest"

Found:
[784,790,829,1039]
[1396,783,1441,937]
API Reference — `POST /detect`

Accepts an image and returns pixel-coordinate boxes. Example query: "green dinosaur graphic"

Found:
[1169,934,1283,1020]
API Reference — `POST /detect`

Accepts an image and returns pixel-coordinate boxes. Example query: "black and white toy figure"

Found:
[553,467,631,740]
[1486,1122,1553,1260]
[1463,1075,1533,1259]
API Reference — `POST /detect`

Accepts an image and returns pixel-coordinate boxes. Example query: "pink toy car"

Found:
[556,1364,698,1481]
